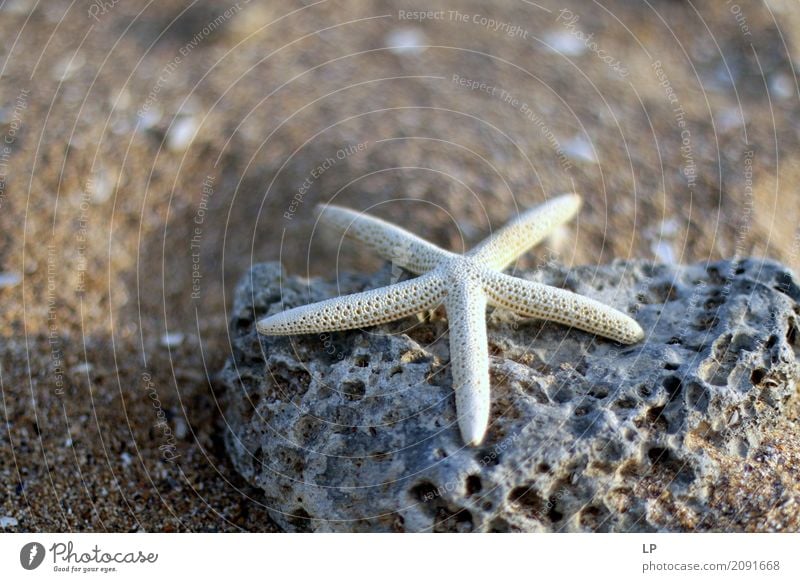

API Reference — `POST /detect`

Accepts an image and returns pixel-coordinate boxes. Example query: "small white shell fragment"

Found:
[160,332,185,347]
[174,416,188,440]
[167,117,198,151]
[385,27,427,55]
[52,52,85,81]
[70,362,94,375]
[0,272,21,288]
[564,136,597,163]
[769,74,795,100]
[0,516,18,528]
[543,31,586,56]
[651,240,676,264]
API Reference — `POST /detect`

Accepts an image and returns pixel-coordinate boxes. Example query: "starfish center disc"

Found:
[442,256,484,284]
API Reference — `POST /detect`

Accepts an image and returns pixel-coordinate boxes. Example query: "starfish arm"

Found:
[256,272,445,335]
[444,279,491,446]
[468,193,582,271]
[482,270,644,344]
[317,204,454,274]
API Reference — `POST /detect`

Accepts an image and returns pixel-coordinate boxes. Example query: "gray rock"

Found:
[220,259,800,532]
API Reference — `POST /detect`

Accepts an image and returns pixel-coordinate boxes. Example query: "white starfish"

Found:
[257,194,644,446]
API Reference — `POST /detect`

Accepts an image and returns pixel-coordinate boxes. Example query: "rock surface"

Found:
[220,259,800,532]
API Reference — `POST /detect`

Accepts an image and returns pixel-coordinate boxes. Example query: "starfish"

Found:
[257,194,644,446]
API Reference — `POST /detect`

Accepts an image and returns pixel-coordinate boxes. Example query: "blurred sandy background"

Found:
[1,0,799,530]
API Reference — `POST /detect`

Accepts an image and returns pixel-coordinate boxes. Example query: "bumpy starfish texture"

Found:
[257,194,645,446]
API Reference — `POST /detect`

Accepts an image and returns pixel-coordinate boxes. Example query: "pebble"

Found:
[717,107,745,132]
[52,52,85,81]
[167,117,198,152]
[0,272,21,288]
[0,516,18,528]
[564,135,597,163]
[90,167,115,203]
[174,416,188,440]
[1,0,33,14]
[70,362,94,375]
[651,240,676,264]
[769,74,795,100]
[160,332,185,348]
[543,31,586,56]
[137,108,162,131]
[385,27,427,55]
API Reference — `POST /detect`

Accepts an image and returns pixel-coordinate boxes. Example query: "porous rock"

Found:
[220,259,800,532]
